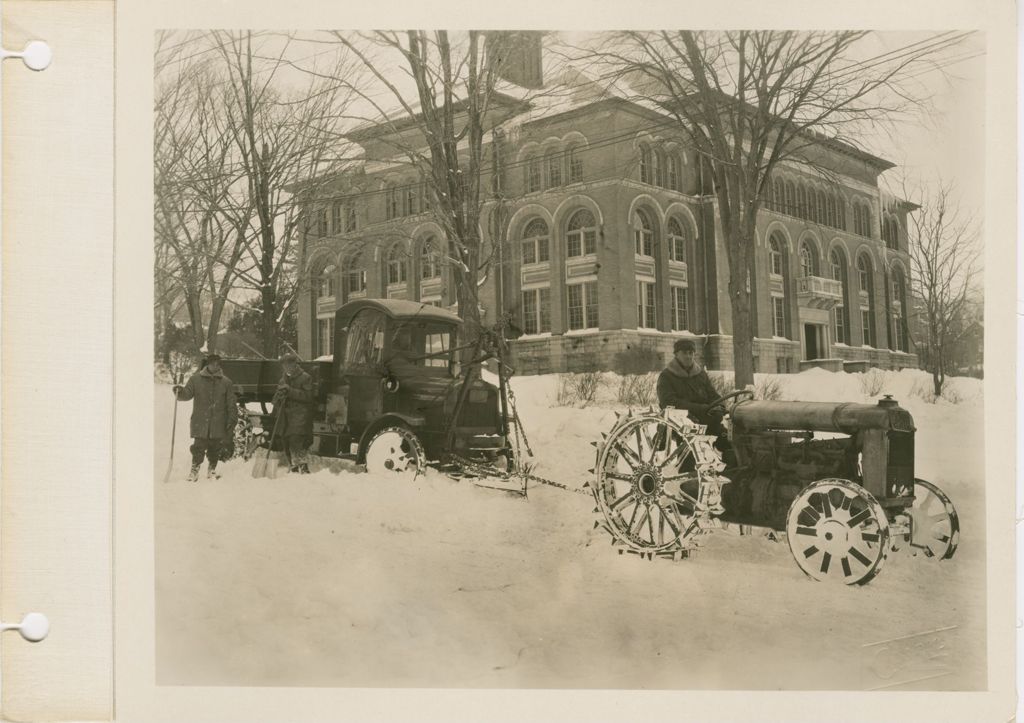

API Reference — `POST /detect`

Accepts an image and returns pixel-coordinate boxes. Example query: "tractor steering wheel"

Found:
[706,389,755,415]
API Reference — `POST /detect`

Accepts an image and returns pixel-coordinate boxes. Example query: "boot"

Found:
[207,465,221,480]
[299,463,310,475]
[289,465,300,474]
[186,464,200,482]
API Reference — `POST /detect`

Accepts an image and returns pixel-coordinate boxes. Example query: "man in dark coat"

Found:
[275,352,314,474]
[657,339,724,435]
[174,353,238,481]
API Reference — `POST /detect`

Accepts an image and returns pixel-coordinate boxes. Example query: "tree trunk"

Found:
[261,288,278,357]
[724,218,757,389]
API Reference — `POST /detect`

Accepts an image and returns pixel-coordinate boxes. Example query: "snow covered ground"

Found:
[154,367,986,690]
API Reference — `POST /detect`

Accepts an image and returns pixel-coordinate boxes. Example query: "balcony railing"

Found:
[796,275,843,310]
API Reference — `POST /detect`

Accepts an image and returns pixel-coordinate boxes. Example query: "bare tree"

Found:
[323,31,532,339]
[906,180,980,395]
[569,31,971,387]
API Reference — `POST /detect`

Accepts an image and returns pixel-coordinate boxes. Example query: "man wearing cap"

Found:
[275,353,314,474]
[174,353,238,481]
[657,339,724,435]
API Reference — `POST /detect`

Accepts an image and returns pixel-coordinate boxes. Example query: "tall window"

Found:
[317,263,336,299]
[343,254,366,297]
[567,282,598,330]
[671,285,689,331]
[317,208,329,236]
[830,249,848,344]
[566,209,597,258]
[545,151,562,189]
[654,149,666,187]
[639,143,652,184]
[784,181,796,215]
[567,146,584,183]
[667,217,687,263]
[857,254,874,346]
[331,202,342,233]
[521,218,550,265]
[891,270,907,352]
[387,246,408,285]
[668,153,681,191]
[633,210,654,257]
[385,184,399,220]
[799,243,815,277]
[403,182,418,216]
[636,280,656,329]
[345,203,357,233]
[317,317,334,358]
[769,235,784,276]
[420,238,440,280]
[526,157,542,193]
[521,287,551,334]
[772,297,787,338]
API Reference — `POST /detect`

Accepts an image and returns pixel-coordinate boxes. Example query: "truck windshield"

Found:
[388,320,455,375]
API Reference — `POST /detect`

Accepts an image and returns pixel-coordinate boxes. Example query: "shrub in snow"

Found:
[858,368,888,397]
[754,375,785,401]
[910,377,938,403]
[616,373,658,406]
[556,372,603,407]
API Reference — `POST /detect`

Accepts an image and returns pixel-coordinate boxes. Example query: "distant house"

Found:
[296,32,918,375]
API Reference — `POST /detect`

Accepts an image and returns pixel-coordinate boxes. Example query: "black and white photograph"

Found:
[150,25,992,694]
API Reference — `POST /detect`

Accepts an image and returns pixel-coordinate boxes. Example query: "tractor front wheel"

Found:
[786,478,890,585]
[908,478,960,560]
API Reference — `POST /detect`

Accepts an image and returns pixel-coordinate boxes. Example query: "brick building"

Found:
[297,35,919,375]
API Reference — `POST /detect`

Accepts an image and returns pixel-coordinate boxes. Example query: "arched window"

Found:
[566,209,597,258]
[525,156,542,194]
[797,185,808,219]
[633,209,654,257]
[567,145,584,183]
[769,233,788,339]
[772,179,784,212]
[830,249,848,344]
[827,194,837,228]
[816,190,826,225]
[420,237,441,280]
[785,181,796,216]
[545,150,562,189]
[667,217,687,263]
[857,254,875,346]
[654,149,666,187]
[769,234,784,276]
[639,143,652,184]
[386,246,408,286]
[799,242,816,277]
[521,218,549,265]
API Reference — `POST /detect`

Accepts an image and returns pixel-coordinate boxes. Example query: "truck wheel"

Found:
[786,478,890,585]
[908,478,960,560]
[364,426,425,476]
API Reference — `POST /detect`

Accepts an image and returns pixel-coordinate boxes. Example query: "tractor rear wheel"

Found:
[364,426,425,476]
[786,479,890,585]
[908,478,960,560]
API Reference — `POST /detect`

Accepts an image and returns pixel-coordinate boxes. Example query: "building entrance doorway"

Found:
[804,323,822,360]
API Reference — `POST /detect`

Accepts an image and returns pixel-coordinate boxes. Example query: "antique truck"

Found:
[222,299,513,474]
[589,391,959,585]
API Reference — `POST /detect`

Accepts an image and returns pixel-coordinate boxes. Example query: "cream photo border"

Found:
[65,0,1016,719]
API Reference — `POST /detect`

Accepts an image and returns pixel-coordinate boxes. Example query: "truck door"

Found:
[338,308,387,430]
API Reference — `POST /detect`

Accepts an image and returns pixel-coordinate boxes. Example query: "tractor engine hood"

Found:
[732,396,915,435]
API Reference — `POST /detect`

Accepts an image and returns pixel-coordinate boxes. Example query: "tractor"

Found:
[589,391,959,585]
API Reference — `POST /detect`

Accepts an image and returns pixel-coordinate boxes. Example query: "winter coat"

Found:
[276,367,314,437]
[177,367,238,440]
[657,358,720,421]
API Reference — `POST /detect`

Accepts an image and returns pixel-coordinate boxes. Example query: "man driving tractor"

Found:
[657,338,725,437]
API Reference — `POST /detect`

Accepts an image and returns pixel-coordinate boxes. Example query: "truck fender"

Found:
[356,413,426,463]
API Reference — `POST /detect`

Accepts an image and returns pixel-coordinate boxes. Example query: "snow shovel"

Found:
[161,375,183,484]
[251,401,285,479]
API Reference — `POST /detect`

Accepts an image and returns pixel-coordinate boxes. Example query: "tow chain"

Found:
[444,453,593,497]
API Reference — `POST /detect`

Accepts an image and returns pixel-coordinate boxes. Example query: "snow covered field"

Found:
[154,368,986,690]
